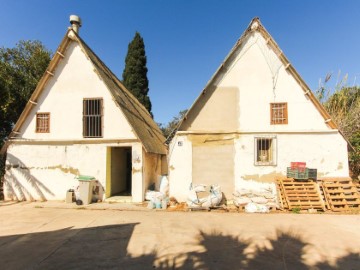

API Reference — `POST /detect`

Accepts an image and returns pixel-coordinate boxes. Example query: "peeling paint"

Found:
[47,165,80,175]
[6,164,80,175]
[132,168,142,174]
[189,134,238,146]
[242,171,285,182]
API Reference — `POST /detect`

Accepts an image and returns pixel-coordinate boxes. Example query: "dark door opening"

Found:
[110,147,132,196]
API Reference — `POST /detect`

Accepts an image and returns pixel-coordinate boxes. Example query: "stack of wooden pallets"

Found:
[321,178,360,211]
[276,178,325,211]
[355,182,360,194]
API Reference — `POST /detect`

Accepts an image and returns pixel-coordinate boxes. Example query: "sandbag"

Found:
[245,202,269,213]
[159,175,169,196]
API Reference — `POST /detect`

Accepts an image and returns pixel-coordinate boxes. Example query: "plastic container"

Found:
[290,162,306,171]
[287,167,309,179]
[77,175,96,205]
[308,169,317,180]
[154,198,162,209]
[161,199,167,209]
[66,190,74,203]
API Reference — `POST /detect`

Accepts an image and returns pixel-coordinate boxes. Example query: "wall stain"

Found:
[317,172,329,178]
[189,134,238,146]
[47,165,80,175]
[132,168,142,174]
[6,164,80,176]
[169,165,175,170]
[337,162,343,170]
[242,172,285,182]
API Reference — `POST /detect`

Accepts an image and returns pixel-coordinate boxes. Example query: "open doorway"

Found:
[109,147,132,197]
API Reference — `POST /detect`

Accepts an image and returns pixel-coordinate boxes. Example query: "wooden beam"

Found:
[56,51,65,58]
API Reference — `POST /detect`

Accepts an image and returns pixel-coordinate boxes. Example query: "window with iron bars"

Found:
[270,103,288,125]
[36,113,50,133]
[254,136,277,166]
[83,98,103,138]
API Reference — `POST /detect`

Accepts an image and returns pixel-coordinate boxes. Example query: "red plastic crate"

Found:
[290,162,306,171]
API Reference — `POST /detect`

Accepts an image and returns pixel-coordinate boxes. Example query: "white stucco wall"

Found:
[20,41,136,140]
[4,142,148,201]
[169,31,349,202]
[4,143,106,201]
[131,144,144,202]
[168,135,192,202]
[233,132,349,185]
[185,32,331,133]
[4,142,147,202]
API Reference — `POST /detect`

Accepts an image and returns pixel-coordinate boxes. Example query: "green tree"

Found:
[317,74,360,178]
[159,110,187,143]
[0,40,51,186]
[122,32,152,116]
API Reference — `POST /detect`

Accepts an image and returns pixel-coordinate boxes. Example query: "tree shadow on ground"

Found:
[180,230,250,269]
[245,229,309,270]
[155,229,359,270]
[0,223,141,269]
[0,222,359,269]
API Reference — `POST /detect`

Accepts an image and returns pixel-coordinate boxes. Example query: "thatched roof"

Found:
[1,28,166,155]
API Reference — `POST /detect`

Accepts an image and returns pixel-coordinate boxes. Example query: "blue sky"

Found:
[1,0,359,124]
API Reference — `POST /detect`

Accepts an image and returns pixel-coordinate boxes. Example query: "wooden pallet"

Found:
[355,182,360,194]
[276,178,325,211]
[276,179,288,209]
[321,179,360,212]
[318,183,330,210]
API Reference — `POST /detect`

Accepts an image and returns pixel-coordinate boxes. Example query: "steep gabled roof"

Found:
[2,28,166,155]
[177,17,337,131]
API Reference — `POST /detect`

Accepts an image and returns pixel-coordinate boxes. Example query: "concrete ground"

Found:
[0,201,359,269]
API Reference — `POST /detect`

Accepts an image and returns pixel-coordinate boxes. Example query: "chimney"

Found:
[69,15,82,34]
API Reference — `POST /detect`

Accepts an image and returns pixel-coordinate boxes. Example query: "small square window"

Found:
[36,113,50,133]
[271,103,288,125]
[254,136,277,166]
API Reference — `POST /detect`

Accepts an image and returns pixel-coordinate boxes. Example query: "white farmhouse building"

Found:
[2,16,167,202]
[168,18,350,202]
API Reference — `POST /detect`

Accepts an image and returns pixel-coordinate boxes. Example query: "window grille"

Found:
[254,136,277,166]
[271,103,288,125]
[83,98,103,137]
[36,113,50,133]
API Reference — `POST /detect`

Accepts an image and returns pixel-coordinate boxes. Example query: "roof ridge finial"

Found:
[250,17,261,31]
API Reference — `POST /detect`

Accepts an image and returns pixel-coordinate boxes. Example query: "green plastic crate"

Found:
[308,169,317,180]
[286,167,309,179]
[76,175,96,181]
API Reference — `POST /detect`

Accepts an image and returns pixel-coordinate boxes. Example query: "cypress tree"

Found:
[122,32,152,116]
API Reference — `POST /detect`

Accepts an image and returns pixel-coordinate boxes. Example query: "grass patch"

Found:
[291,207,301,214]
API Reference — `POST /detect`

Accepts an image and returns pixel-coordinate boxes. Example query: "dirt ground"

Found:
[0,201,359,269]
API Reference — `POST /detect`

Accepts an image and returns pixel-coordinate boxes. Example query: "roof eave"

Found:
[0,29,73,156]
